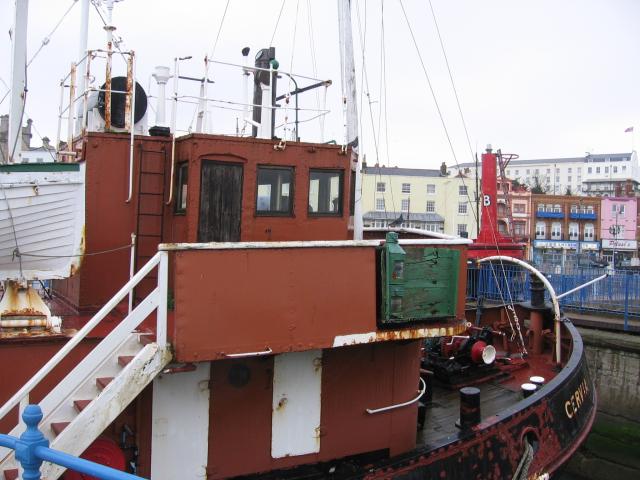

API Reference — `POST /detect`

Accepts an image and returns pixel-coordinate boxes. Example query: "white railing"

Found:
[0,251,168,425]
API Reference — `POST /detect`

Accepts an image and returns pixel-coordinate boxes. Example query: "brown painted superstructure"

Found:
[1,130,596,480]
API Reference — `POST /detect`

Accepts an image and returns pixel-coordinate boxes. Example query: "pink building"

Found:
[600,197,638,265]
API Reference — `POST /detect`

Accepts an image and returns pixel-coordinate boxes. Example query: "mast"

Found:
[337,0,362,240]
[75,0,90,134]
[7,0,29,164]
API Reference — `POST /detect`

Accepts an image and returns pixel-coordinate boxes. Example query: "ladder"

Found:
[133,146,167,303]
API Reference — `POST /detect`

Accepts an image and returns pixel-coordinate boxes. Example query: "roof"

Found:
[456,152,633,169]
[363,211,444,222]
[582,178,639,184]
[363,166,444,177]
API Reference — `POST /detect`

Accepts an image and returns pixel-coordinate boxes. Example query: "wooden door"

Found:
[198,161,243,242]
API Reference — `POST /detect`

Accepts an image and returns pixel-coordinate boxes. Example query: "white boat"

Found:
[0,162,85,281]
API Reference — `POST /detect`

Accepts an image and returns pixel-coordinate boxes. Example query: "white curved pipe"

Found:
[366,377,427,414]
[476,255,562,365]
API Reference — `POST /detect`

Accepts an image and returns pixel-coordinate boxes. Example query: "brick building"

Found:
[530,194,601,270]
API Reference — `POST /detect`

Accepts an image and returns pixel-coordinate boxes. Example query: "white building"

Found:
[454,151,638,197]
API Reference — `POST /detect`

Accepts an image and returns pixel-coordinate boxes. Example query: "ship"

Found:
[0,1,595,479]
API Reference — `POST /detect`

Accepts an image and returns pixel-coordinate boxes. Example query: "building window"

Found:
[426,224,438,232]
[457,224,468,236]
[613,204,625,216]
[427,184,436,194]
[515,169,519,176]
[514,203,525,214]
[174,162,188,214]
[570,204,578,213]
[622,165,627,172]
[376,198,385,211]
[459,185,468,196]
[537,204,545,212]
[526,169,530,175]
[586,205,594,214]
[553,204,562,213]
[402,183,411,193]
[309,169,343,215]
[568,175,572,182]
[556,168,560,174]
[376,182,386,192]
[596,167,600,174]
[569,222,579,240]
[578,167,582,173]
[546,168,551,174]
[458,202,468,215]
[568,167,572,173]
[514,222,525,236]
[256,166,294,215]
[535,222,546,239]
[555,176,560,183]
[535,168,540,175]
[426,200,435,213]
[613,166,618,174]
[588,167,592,174]
[605,166,609,174]
[584,223,594,240]
[551,222,562,239]
[401,199,410,212]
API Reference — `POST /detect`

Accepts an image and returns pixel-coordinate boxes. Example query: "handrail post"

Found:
[157,251,168,347]
[624,272,630,331]
[16,405,48,480]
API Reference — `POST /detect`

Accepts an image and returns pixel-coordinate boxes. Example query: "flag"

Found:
[625,126,634,133]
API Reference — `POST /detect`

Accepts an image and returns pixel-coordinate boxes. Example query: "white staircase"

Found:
[0,252,171,480]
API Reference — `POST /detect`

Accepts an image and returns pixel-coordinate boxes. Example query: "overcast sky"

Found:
[1,0,639,170]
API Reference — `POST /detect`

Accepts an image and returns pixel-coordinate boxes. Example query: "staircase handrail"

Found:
[0,251,168,423]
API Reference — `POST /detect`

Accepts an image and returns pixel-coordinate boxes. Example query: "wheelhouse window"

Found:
[256,166,294,215]
[308,169,343,215]
[175,162,188,214]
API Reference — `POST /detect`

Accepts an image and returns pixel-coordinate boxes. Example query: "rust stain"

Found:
[275,397,288,411]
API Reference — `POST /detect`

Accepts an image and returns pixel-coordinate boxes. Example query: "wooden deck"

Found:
[418,381,521,447]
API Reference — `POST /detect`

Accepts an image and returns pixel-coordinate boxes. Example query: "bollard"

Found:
[530,274,545,308]
[521,383,537,398]
[457,387,481,429]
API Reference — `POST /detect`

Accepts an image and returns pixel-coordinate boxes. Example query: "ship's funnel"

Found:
[251,47,277,138]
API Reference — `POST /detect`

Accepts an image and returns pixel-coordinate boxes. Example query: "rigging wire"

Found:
[305,0,322,133]
[28,0,78,68]
[269,0,287,48]
[402,0,526,350]
[426,0,525,346]
[0,0,78,107]
[208,0,231,60]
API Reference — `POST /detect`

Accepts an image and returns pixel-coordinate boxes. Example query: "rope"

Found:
[512,439,534,480]
[18,243,133,259]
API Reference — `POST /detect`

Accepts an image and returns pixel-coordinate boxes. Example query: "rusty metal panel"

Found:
[172,247,377,362]
[271,350,322,458]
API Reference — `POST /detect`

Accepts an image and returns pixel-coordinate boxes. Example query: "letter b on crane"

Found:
[483,195,491,207]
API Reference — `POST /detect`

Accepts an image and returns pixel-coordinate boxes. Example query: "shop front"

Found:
[533,240,600,272]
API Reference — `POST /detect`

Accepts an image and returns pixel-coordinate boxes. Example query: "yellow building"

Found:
[361,166,479,238]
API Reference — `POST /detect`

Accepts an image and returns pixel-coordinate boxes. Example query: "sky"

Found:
[1,0,639,170]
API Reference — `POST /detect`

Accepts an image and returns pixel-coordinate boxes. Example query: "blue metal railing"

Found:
[0,405,145,480]
[467,263,640,330]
